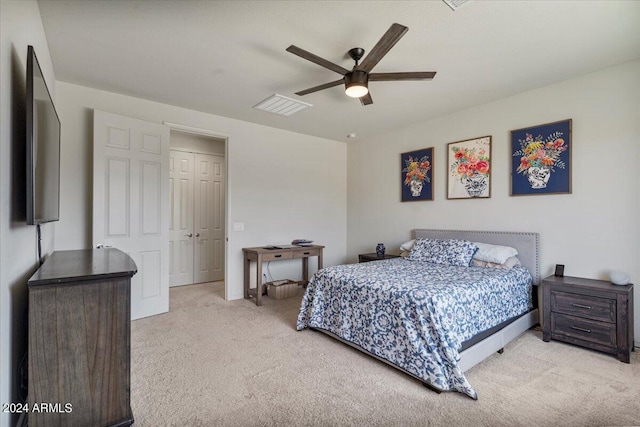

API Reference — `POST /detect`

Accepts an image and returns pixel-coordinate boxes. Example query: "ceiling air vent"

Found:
[252,94,312,117]
[443,0,470,11]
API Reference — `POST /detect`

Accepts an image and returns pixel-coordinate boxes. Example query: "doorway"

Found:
[169,130,226,287]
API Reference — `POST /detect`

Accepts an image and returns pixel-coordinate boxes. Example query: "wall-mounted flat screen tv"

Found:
[26,45,60,225]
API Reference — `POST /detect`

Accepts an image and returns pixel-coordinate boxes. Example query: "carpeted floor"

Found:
[130,282,640,426]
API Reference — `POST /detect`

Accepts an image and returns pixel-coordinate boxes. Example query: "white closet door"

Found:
[93,110,169,320]
[194,154,225,283]
[169,150,195,287]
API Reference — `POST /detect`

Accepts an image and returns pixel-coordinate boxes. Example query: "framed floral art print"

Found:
[401,147,433,202]
[447,136,491,199]
[510,119,572,196]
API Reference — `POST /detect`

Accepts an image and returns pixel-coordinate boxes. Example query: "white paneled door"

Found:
[93,110,170,320]
[169,151,195,286]
[169,150,225,286]
[194,154,225,283]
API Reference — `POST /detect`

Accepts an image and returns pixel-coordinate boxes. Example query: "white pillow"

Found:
[399,239,415,252]
[472,256,521,270]
[472,242,518,264]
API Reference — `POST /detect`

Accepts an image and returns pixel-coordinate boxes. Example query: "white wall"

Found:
[0,1,57,426]
[54,82,347,300]
[347,60,640,345]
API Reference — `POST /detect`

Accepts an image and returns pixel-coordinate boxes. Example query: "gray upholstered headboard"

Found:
[412,229,540,285]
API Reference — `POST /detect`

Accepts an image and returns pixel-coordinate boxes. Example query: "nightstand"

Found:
[358,253,401,263]
[541,275,634,363]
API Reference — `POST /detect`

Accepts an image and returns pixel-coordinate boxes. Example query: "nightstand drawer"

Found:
[551,291,615,323]
[261,252,293,262]
[551,313,616,348]
[293,248,320,258]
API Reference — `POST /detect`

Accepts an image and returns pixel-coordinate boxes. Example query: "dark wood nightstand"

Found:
[541,275,634,363]
[358,253,401,263]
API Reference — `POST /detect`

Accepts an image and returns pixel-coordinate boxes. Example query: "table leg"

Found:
[318,249,323,270]
[302,257,309,283]
[256,255,263,306]
[243,255,250,299]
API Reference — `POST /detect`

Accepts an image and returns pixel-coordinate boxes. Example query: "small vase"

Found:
[409,180,423,197]
[527,166,551,189]
[376,243,386,257]
[462,172,488,197]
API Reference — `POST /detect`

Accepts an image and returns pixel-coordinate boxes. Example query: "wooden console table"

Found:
[242,245,324,306]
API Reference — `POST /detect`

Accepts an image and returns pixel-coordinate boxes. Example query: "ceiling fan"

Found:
[286,23,436,106]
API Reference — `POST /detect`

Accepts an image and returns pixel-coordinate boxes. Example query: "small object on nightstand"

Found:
[554,264,564,277]
[541,275,634,363]
[609,270,630,286]
[376,243,386,257]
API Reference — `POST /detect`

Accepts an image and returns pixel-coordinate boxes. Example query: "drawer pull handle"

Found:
[570,326,592,333]
[274,255,282,258]
[571,303,592,310]
[303,252,310,255]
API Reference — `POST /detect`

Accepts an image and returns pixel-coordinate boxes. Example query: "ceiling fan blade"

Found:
[357,23,408,73]
[286,45,349,75]
[295,79,344,96]
[360,92,373,106]
[369,71,437,81]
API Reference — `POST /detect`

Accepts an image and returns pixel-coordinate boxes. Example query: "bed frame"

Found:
[312,229,540,391]
[413,229,540,372]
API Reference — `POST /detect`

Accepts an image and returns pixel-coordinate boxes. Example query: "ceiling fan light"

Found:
[345,84,368,98]
[344,70,369,98]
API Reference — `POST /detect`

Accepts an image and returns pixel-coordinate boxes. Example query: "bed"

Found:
[297,229,540,399]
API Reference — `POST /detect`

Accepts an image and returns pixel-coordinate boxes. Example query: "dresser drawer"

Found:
[293,248,320,258]
[550,291,615,323]
[261,252,293,262]
[551,312,616,348]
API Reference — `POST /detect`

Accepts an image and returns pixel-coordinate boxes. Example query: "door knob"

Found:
[195,233,200,237]
[186,233,193,237]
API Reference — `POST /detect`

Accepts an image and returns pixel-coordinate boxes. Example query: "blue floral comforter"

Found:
[296,258,533,399]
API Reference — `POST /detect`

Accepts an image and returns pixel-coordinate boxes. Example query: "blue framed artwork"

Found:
[511,119,572,196]
[401,147,433,202]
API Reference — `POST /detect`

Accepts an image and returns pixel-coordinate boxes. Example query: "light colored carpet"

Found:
[131,282,640,426]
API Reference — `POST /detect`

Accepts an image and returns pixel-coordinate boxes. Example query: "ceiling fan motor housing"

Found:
[345,70,369,93]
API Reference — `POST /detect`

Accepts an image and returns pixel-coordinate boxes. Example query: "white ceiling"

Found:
[38,0,640,142]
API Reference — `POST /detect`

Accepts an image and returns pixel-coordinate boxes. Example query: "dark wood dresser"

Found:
[541,275,634,363]
[28,248,137,427]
